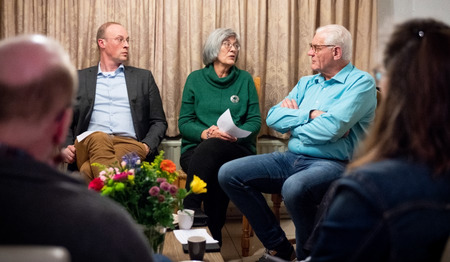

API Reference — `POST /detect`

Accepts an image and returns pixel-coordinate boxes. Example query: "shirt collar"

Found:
[314,62,354,84]
[331,62,353,84]
[97,63,125,76]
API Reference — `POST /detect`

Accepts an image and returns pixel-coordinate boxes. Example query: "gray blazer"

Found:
[66,65,167,158]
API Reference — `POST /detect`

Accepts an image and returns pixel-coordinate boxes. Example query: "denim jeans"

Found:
[218,151,346,259]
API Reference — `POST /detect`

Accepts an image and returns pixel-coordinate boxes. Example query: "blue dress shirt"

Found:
[87,64,137,139]
[266,63,376,160]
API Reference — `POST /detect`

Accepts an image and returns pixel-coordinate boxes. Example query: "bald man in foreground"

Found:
[0,35,160,262]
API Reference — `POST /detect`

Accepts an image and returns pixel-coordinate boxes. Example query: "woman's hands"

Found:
[201,125,237,142]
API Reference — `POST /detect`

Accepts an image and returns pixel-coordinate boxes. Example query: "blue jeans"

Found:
[218,151,346,259]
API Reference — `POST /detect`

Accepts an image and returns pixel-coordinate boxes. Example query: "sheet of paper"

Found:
[173,229,219,244]
[76,131,96,142]
[217,109,251,138]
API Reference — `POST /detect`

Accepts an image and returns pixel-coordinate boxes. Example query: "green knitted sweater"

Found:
[178,64,261,154]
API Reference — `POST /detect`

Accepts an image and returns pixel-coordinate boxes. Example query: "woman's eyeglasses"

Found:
[222,41,240,51]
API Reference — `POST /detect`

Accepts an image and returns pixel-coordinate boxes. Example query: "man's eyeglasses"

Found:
[309,43,335,54]
[222,41,240,51]
[104,37,130,44]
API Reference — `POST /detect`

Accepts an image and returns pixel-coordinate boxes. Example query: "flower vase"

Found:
[142,224,167,254]
[177,209,195,229]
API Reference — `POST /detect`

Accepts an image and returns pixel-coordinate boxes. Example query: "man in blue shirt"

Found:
[62,22,167,181]
[218,24,377,261]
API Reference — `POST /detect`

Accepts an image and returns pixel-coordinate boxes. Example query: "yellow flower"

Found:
[190,175,207,194]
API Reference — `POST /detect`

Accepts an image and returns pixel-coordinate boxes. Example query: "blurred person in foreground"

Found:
[219,24,377,261]
[309,18,450,262]
[62,22,167,182]
[0,34,165,262]
[178,28,261,245]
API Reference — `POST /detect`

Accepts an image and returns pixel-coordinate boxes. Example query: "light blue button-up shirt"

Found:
[87,63,137,139]
[266,63,377,160]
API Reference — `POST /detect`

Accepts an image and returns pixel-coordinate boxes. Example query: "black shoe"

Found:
[257,247,296,262]
[192,208,208,227]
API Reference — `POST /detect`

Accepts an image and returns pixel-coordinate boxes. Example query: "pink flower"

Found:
[169,185,178,195]
[160,181,171,191]
[113,171,129,181]
[149,186,160,196]
[88,178,104,192]
[157,194,165,203]
[156,177,167,183]
[99,174,108,182]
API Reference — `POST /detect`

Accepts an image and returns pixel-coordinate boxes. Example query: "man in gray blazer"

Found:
[62,22,167,181]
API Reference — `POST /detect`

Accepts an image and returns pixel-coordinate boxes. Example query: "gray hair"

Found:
[202,28,240,66]
[316,24,352,61]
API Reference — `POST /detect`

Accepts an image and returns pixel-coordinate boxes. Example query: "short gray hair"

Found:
[202,28,240,66]
[316,24,352,61]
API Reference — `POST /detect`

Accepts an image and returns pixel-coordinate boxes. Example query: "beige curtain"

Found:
[0,0,377,138]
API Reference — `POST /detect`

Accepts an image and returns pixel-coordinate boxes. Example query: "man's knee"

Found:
[282,179,310,205]
[218,161,233,188]
[218,159,246,191]
[75,132,111,150]
[79,160,94,181]
[87,131,111,143]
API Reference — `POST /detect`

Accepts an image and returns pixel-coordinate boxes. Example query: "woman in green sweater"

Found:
[178,28,261,245]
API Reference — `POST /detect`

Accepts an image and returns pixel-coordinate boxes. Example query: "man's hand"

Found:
[281,98,299,109]
[309,109,326,119]
[143,143,150,155]
[61,145,76,164]
[309,110,350,137]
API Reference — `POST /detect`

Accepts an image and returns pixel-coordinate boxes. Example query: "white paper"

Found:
[217,109,251,138]
[76,131,96,142]
[173,229,219,244]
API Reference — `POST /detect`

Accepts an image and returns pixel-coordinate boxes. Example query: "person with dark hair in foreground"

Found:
[309,18,450,262]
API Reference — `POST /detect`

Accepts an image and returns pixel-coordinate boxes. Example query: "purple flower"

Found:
[169,185,178,195]
[121,152,140,168]
[160,181,171,191]
[156,177,167,183]
[149,186,160,196]
[157,194,165,203]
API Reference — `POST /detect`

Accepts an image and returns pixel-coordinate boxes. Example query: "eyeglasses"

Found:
[222,41,240,51]
[309,43,335,54]
[104,37,130,44]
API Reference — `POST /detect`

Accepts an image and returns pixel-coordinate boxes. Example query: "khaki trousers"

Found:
[75,131,147,181]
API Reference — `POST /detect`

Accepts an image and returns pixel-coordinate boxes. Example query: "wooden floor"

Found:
[219,218,295,261]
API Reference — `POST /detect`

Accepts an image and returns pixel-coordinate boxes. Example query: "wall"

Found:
[378,0,450,58]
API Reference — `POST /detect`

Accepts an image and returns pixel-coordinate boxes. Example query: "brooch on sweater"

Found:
[230,95,239,103]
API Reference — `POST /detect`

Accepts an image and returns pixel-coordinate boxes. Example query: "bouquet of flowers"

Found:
[88,150,207,252]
